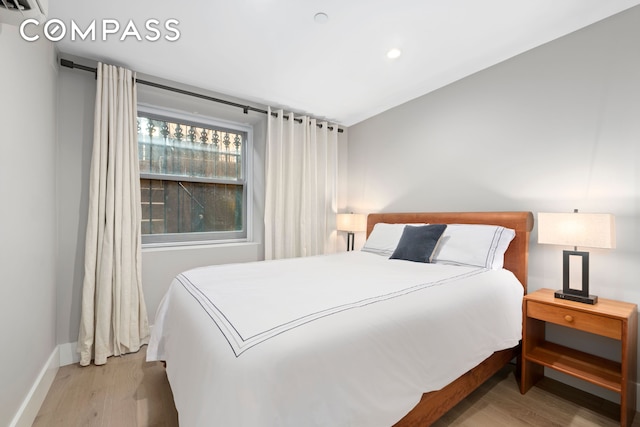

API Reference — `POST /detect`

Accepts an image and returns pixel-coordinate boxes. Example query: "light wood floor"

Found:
[34,347,640,426]
[33,347,177,427]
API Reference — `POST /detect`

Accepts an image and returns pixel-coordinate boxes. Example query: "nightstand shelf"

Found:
[527,341,622,392]
[521,288,637,427]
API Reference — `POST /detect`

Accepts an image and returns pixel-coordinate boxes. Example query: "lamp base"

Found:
[554,290,598,305]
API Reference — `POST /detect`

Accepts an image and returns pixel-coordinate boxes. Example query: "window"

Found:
[137,106,251,245]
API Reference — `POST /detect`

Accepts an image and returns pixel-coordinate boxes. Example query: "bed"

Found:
[147,211,534,426]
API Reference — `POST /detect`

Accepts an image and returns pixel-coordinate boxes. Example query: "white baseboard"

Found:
[9,346,59,427]
[545,368,640,412]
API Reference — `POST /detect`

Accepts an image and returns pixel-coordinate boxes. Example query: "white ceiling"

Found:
[50,0,640,126]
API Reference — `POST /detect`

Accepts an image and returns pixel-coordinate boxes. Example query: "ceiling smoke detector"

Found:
[314,12,329,24]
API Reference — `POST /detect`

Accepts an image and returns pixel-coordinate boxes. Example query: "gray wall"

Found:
[347,6,640,400]
[0,24,58,425]
[55,63,95,351]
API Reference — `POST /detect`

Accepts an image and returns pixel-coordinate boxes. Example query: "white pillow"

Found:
[431,224,516,270]
[361,223,426,257]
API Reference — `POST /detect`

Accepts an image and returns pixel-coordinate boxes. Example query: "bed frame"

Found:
[366,211,534,426]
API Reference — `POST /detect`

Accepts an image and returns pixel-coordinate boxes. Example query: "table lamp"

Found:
[337,213,367,251]
[537,210,615,304]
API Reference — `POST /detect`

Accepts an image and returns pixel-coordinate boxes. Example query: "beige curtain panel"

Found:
[78,62,149,366]
[264,107,338,260]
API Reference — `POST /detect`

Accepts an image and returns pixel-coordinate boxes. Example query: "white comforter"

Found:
[147,251,523,427]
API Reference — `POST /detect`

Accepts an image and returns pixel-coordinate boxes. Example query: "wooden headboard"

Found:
[366,211,534,292]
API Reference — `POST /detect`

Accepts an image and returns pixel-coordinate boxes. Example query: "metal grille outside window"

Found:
[137,111,248,244]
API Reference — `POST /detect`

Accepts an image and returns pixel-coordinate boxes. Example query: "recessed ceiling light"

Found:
[314,12,329,24]
[386,48,402,59]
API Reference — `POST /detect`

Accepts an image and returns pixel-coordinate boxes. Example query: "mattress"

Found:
[147,250,524,426]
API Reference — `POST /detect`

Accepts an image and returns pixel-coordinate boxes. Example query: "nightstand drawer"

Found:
[527,301,622,340]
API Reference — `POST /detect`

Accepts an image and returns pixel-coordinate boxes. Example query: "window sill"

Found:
[142,239,259,252]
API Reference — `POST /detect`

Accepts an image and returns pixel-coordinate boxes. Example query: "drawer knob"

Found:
[564,315,574,323]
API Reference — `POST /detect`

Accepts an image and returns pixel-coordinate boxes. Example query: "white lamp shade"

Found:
[337,213,367,233]
[537,212,616,249]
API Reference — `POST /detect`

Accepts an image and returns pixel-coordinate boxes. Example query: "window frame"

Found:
[137,104,253,247]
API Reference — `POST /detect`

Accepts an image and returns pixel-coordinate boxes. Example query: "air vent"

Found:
[0,0,46,25]
[0,0,34,12]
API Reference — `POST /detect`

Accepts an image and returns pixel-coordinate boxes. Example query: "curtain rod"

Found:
[60,59,344,133]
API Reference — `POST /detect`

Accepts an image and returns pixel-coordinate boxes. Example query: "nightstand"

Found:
[521,288,637,427]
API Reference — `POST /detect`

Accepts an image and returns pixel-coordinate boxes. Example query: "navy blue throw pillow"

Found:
[389,224,447,263]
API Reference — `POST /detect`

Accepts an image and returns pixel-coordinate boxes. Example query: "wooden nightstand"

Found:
[521,288,637,427]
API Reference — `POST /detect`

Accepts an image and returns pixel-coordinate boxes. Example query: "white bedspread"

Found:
[147,251,523,427]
